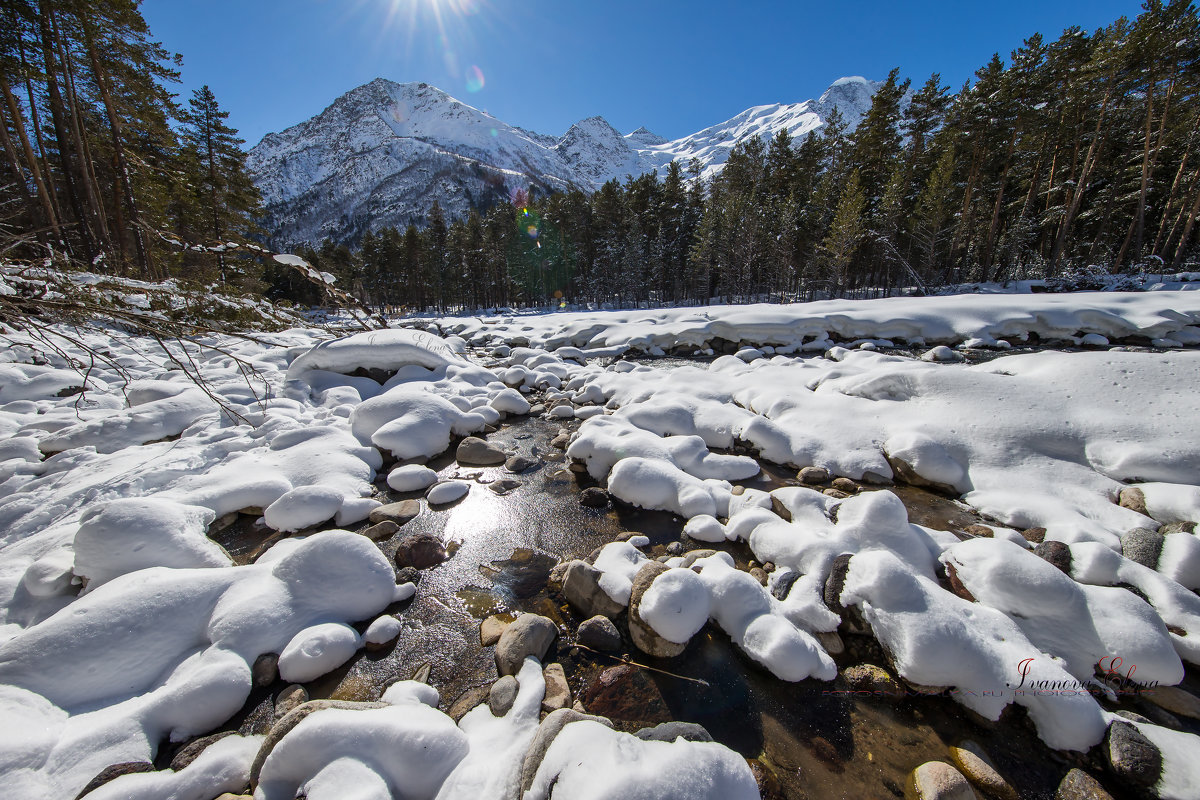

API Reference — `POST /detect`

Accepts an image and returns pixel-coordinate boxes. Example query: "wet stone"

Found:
[494,613,558,676]
[563,560,625,619]
[1104,720,1162,786]
[581,664,671,723]
[843,664,902,697]
[395,566,421,586]
[481,549,556,598]
[1055,768,1115,800]
[505,454,538,473]
[369,499,420,526]
[488,478,522,495]
[252,653,278,688]
[448,684,491,722]
[274,684,308,719]
[359,520,399,541]
[948,740,1017,800]
[576,615,622,652]
[542,662,571,712]
[1161,521,1197,534]
[550,434,570,450]
[798,466,830,484]
[394,533,449,570]
[628,561,686,658]
[579,487,610,508]
[457,436,507,466]
[635,721,713,743]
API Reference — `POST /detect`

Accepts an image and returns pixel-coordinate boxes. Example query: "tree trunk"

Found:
[0,73,61,240]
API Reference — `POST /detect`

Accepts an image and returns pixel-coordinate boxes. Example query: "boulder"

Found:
[519,709,614,795]
[948,740,1017,800]
[581,664,671,723]
[480,614,511,647]
[905,761,977,800]
[1035,540,1072,574]
[798,466,830,484]
[457,436,507,466]
[1120,527,1164,569]
[1055,768,1115,800]
[542,662,571,712]
[576,615,622,652]
[628,561,687,658]
[394,533,449,569]
[1103,720,1161,787]
[494,613,559,676]
[488,675,519,716]
[368,500,420,526]
[562,560,625,619]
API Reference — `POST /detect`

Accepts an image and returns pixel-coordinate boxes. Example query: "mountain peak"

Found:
[627,126,667,146]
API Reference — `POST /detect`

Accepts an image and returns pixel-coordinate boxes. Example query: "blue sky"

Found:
[143,0,1147,149]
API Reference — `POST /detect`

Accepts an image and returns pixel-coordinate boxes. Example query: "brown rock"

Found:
[75,762,155,799]
[1144,684,1200,720]
[748,567,768,586]
[448,684,491,722]
[494,613,558,676]
[961,525,994,538]
[1055,768,1115,800]
[823,488,851,499]
[948,740,1017,800]
[945,562,977,602]
[831,477,859,494]
[843,664,902,697]
[456,436,507,466]
[480,614,511,647]
[541,662,571,712]
[581,664,671,723]
[368,499,420,525]
[579,487,610,508]
[798,466,830,484]
[1035,540,1072,574]
[628,562,687,658]
[252,653,279,688]
[360,520,400,541]
[1022,527,1047,544]
[274,684,308,719]
[1118,487,1149,517]
[170,731,237,772]
[394,532,449,569]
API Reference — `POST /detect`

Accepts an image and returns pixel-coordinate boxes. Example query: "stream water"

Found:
[205,350,1199,799]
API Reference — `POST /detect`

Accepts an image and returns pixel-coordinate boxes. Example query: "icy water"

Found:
[206,352,1197,799]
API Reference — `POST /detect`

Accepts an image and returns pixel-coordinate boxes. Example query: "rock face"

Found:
[494,613,559,676]
[905,761,977,800]
[1104,721,1162,787]
[456,436,507,465]
[628,561,687,658]
[562,560,625,619]
[394,533,448,569]
[368,500,420,525]
[581,664,671,723]
[576,615,622,652]
[1120,527,1164,569]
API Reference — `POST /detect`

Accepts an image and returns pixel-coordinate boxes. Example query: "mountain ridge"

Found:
[247,76,884,248]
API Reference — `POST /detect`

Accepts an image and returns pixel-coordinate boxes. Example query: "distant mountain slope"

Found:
[247,76,883,248]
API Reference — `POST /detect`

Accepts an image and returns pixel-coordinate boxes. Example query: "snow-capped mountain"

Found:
[248,76,883,248]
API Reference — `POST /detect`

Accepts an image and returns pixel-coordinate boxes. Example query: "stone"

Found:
[251,699,389,786]
[666,541,684,555]
[771,570,800,601]
[1103,720,1161,787]
[948,740,1017,800]
[843,664,902,697]
[885,450,962,496]
[1144,684,1200,719]
[749,758,788,800]
[1121,527,1164,569]
[550,434,570,449]
[252,653,279,688]
[488,675,519,716]
[542,662,571,712]
[274,684,308,719]
[75,762,155,798]
[579,487,610,508]
[395,566,421,586]
[488,478,522,495]
[799,466,830,484]
[548,560,570,585]
[749,567,768,586]
[494,613,559,676]
[170,731,236,772]
[456,436,507,465]
[730,485,746,496]
[1022,527,1047,544]
[576,615,622,652]
[1161,521,1196,534]
[681,549,718,568]
[823,488,851,499]
[368,499,420,525]
[945,563,977,602]
[905,761,977,800]
[562,560,625,619]
[824,553,854,614]
[448,684,491,722]
[1118,486,1149,517]
[528,404,545,416]
[581,664,671,723]
[961,525,994,538]
[480,614,511,647]
[1035,540,1072,574]
[815,630,845,656]
[505,454,538,473]
[394,533,449,569]
[831,477,859,494]
[359,520,400,541]
[519,709,614,795]
[628,561,687,658]
[1055,768,1115,800]
[635,721,713,743]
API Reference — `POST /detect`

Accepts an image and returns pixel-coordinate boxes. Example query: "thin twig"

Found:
[573,643,711,687]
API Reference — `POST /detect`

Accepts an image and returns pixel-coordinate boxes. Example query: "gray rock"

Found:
[457,436,507,466]
[395,566,421,586]
[798,466,830,484]
[170,731,237,772]
[368,499,420,525]
[252,653,278,688]
[488,478,522,495]
[359,520,399,541]
[577,615,622,652]
[906,761,977,800]
[579,487,610,508]
[771,570,801,601]
[519,709,614,795]
[548,560,570,586]
[76,762,155,799]
[665,542,684,555]
[528,404,545,416]
[488,675,519,716]
[824,553,854,613]
[628,562,687,658]
[1144,684,1200,720]
[563,560,625,619]
[1035,540,1072,574]
[1104,720,1162,786]
[749,566,768,586]
[250,699,389,787]
[505,454,538,473]
[1161,521,1197,534]
[273,684,308,719]
[542,662,570,712]
[680,549,718,567]
[1118,487,1149,517]
[1055,768,1115,800]
[635,721,713,743]
[831,477,859,494]
[494,613,559,676]
[448,684,491,722]
[1121,527,1164,569]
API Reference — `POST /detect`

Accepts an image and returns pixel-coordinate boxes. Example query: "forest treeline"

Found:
[0,0,259,283]
[3,1,1199,314]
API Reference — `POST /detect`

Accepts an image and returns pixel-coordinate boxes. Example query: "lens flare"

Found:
[526,225,539,239]
[465,65,485,93]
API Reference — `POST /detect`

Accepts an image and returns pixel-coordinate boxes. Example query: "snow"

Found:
[264,485,344,532]
[81,733,262,800]
[278,622,362,683]
[639,568,711,644]
[385,463,438,492]
[592,541,648,606]
[427,480,470,504]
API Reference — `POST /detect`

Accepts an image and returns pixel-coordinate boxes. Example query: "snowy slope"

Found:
[248,76,884,248]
